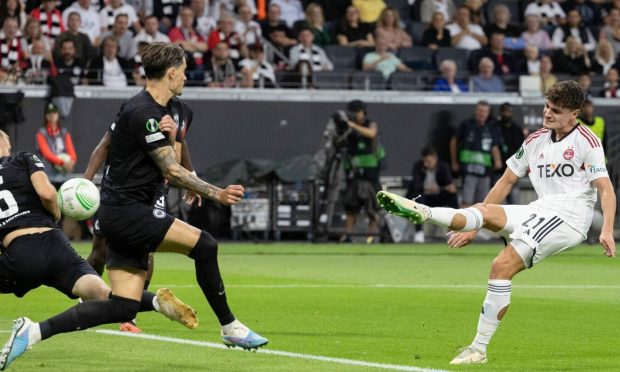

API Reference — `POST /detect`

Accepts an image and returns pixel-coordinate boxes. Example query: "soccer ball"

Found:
[54,153,72,173]
[57,178,100,220]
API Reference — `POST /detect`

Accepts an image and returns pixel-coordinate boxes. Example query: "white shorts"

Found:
[499,205,584,268]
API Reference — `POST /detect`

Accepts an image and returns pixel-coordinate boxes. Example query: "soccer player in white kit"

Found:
[377,81,617,364]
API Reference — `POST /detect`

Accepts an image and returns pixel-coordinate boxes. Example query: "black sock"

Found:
[189,232,235,325]
[39,295,140,340]
[140,291,156,312]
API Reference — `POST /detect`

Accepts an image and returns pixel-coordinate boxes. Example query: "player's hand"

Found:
[159,115,177,140]
[599,230,616,258]
[447,230,477,248]
[183,190,202,207]
[218,185,245,205]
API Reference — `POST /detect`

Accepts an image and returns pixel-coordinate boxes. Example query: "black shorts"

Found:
[0,229,97,298]
[98,203,175,270]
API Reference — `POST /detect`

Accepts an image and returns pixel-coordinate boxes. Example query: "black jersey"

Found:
[101,90,194,206]
[0,152,57,241]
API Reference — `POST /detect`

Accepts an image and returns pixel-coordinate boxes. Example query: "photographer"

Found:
[339,100,385,243]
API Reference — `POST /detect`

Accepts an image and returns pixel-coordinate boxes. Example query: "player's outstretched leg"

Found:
[158,220,268,350]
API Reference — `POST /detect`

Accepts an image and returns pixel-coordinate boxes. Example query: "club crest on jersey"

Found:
[173,113,180,128]
[563,148,574,160]
[145,118,159,133]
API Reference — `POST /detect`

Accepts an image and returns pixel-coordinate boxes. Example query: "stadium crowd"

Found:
[1,0,620,91]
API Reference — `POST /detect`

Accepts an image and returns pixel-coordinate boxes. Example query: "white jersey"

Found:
[506,125,608,237]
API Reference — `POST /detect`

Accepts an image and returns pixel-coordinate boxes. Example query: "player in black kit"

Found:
[0,130,198,370]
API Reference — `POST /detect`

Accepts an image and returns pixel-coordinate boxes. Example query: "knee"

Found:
[109,295,140,322]
[188,231,218,261]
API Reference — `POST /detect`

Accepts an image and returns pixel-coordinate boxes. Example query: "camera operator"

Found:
[339,100,385,243]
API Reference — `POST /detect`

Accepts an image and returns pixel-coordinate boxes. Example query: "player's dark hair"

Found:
[421,146,437,157]
[142,42,185,80]
[544,80,585,111]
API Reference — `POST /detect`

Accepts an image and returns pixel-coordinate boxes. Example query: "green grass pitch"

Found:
[1,242,618,371]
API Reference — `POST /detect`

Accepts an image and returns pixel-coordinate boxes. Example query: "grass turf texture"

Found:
[1,243,618,371]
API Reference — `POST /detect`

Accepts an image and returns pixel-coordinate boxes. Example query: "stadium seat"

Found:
[398,46,435,70]
[324,45,358,70]
[351,71,386,90]
[385,0,412,21]
[389,71,427,91]
[313,71,351,90]
[435,47,471,72]
[408,22,427,45]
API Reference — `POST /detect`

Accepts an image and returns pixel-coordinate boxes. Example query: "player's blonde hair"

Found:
[544,80,585,111]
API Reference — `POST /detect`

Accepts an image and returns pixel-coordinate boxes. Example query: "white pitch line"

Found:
[95,330,449,372]
[157,284,620,290]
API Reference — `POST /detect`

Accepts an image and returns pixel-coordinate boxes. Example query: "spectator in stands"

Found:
[521,14,554,51]
[208,12,247,62]
[552,35,591,75]
[563,0,597,27]
[540,55,557,94]
[600,67,620,98]
[352,0,386,24]
[520,44,540,74]
[217,0,257,18]
[170,7,208,81]
[336,5,375,48]
[153,0,184,33]
[205,41,250,87]
[21,17,52,54]
[450,100,502,207]
[182,0,216,39]
[577,71,594,98]
[239,43,277,88]
[62,0,101,46]
[86,36,131,86]
[375,7,412,51]
[24,39,56,84]
[35,101,77,184]
[600,0,620,21]
[54,12,95,64]
[312,0,351,22]
[578,99,607,153]
[261,3,296,44]
[601,8,620,59]
[99,0,140,34]
[406,145,458,243]
[420,0,456,25]
[102,14,136,60]
[421,11,451,50]
[267,27,294,69]
[432,59,468,92]
[0,0,27,32]
[524,0,566,27]
[591,38,617,76]
[0,17,27,84]
[472,32,515,75]
[132,40,148,86]
[492,102,524,204]
[484,3,520,38]
[134,15,170,47]
[54,38,85,85]
[293,3,332,47]
[446,6,487,50]
[472,57,505,92]
[463,0,484,25]
[362,33,410,79]
[235,4,261,46]
[269,0,304,28]
[289,27,333,72]
[30,0,66,43]
[552,9,596,52]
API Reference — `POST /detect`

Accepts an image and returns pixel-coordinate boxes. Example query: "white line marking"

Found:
[94,330,449,372]
[157,284,620,290]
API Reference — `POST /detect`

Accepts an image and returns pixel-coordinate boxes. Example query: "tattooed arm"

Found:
[148,145,243,205]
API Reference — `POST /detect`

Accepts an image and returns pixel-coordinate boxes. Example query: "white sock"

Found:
[472,279,511,353]
[152,296,160,312]
[429,207,483,231]
[29,323,42,348]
